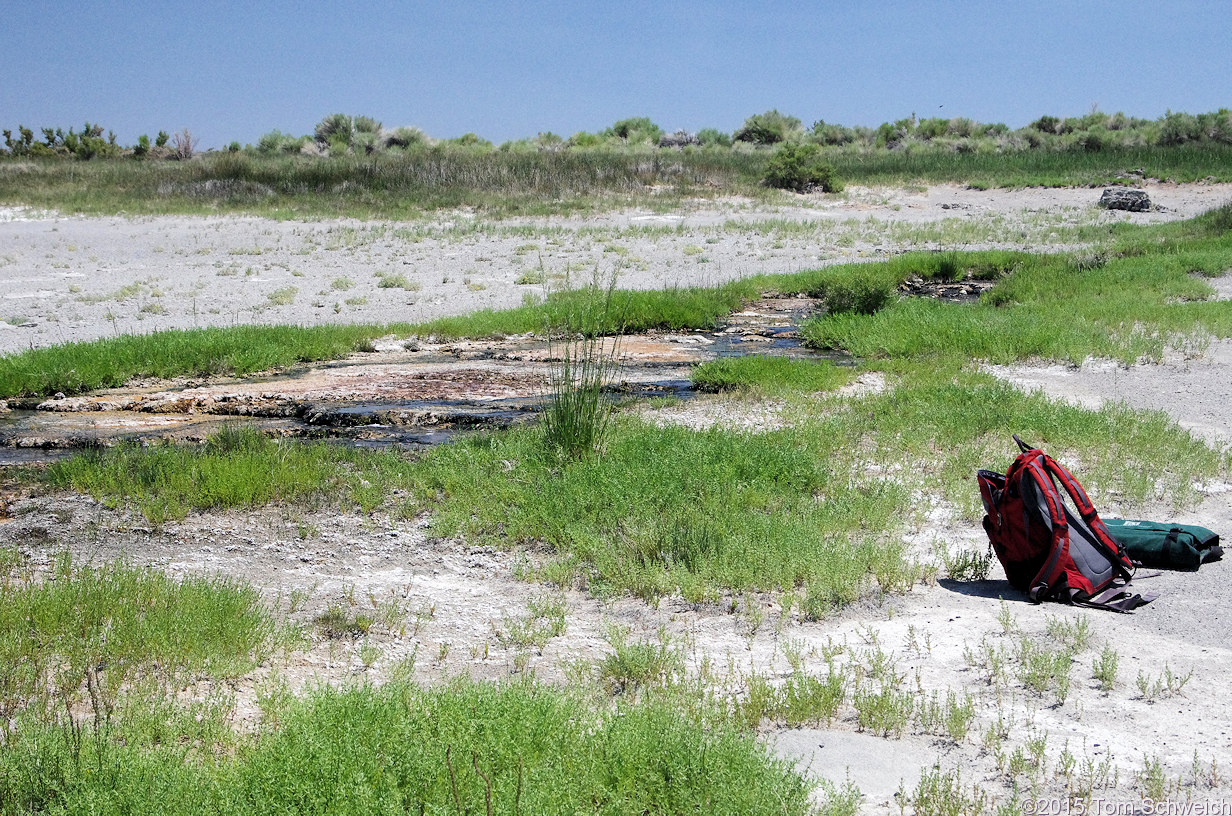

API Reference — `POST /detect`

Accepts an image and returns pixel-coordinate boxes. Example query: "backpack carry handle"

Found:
[1013,434,1033,453]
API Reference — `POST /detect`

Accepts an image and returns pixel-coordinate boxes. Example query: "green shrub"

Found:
[1158,111,1202,146]
[314,113,353,145]
[383,126,429,149]
[763,142,842,193]
[735,109,804,145]
[1031,115,1061,134]
[605,117,663,145]
[697,127,733,147]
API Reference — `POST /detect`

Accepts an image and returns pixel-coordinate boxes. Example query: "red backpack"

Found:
[977,435,1154,612]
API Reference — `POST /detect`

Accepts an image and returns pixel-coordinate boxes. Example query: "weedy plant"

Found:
[914,690,977,743]
[0,551,274,730]
[906,766,988,816]
[497,592,567,650]
[852,677,914,738]
[938,542,993,581]
[1135,664,1193,701]
[598,626,685,694]
[1092,642,1119,691]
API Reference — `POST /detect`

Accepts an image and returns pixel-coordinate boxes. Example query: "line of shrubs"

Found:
[5,108,1232,163]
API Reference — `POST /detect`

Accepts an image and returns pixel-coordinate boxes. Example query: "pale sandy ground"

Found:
[4,182,1232,812]
[3,180,1231,355]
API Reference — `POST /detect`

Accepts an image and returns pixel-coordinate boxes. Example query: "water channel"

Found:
[0,297,852,465]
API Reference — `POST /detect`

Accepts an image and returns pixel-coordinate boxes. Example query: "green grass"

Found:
[45,355,1219,603]
[44,425,415,523]
[0,284,753,398]
[0,550,274,724]
[406,418,911,603]
[0,324,405,398]
[0,148,771,219]
[801,210,1232,365]
[824,142,1232,188]
[0,679,816,816]
[411,281,755,340]
[692,354,855,394]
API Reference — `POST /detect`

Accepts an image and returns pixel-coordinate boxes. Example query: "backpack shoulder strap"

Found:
[1013,452,1072,601]
[1038,453,1135,581]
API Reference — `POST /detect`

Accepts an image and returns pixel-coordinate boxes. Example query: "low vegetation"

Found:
[4,108,1232,217]
[691,355,854,394]
[0,676,815,815]
[0,284,753,398]
[4,128,1232,808]
[0,549,275,731]
[801,203,1232,364]
[0,324,401,398]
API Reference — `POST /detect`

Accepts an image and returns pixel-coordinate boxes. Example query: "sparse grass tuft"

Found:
[1093,642,1119,691]
[598,628,685,694]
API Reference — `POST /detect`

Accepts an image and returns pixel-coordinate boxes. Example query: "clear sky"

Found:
[3,1,1229,150]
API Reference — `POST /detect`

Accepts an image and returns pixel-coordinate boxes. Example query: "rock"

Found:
[1099,188,1151,212]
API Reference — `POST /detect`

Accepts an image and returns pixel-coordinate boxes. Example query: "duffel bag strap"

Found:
[1075,583,1157,613]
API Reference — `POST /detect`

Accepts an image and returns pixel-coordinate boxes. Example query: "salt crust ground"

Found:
[3,183,1232,812]
[3,181,1231,356]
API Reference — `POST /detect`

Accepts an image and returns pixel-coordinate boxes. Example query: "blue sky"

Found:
[3,1,1228,150]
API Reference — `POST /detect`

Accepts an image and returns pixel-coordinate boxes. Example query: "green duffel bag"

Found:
[1103,519,1223,571]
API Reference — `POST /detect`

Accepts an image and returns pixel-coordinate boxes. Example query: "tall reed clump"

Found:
[540,277,624,460]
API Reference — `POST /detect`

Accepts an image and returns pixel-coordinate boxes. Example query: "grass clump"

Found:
[0,679,816,816]
[744,663,847,728]
[265,286,297,306]
[598,628,685,694]
[541,284,622,460]
[692,354,854,394]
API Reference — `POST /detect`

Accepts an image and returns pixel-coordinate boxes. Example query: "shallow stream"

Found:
[0,297,845,464]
